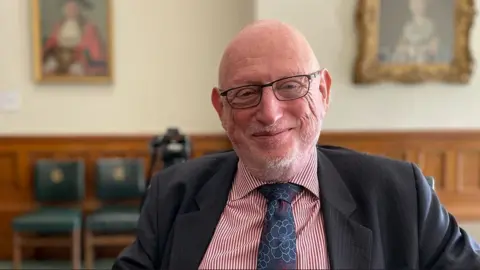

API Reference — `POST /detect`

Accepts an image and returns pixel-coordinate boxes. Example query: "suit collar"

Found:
[316,146,356,216]
[168,152,238,270]
[194,153,238,209]
[168,148,373,270]
[317,146,373,269]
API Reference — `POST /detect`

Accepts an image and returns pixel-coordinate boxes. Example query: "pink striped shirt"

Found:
[199,151,330,269]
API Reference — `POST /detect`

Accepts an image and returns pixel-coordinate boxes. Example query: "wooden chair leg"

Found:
[12,232,22,270]
[84,231,95,270]
[72,230,81,270]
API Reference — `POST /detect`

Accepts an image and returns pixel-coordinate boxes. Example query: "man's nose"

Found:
[255,87,283,125]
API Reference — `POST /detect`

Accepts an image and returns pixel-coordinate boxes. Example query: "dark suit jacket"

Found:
[112,145,480,269]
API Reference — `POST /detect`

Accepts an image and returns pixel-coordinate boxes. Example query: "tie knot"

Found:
[258,183,303,204]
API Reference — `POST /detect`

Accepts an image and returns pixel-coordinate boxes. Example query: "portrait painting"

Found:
[354,0,475,84]
[31,0,113,83]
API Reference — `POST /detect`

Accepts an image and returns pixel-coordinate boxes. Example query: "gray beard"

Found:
[235,145,315,182]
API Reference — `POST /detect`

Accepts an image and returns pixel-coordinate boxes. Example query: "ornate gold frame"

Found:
[31,0,114,84]
[354,0,476,84]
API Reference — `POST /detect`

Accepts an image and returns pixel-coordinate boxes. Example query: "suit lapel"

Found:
[167,148,373,269]
[169,154,238,270]
[317,148,373,269]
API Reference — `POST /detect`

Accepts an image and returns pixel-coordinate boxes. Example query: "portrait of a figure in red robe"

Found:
[38,0,110,78]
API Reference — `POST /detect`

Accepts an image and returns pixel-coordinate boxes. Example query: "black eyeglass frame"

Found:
[219,70,321,109]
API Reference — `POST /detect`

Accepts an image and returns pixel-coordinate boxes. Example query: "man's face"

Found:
[212,49,331,175]
[64,1,80,19]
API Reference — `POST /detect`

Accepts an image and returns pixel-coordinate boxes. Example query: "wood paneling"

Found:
[0,131,480,260]
[318,131,480,222]
[0,135,232,261]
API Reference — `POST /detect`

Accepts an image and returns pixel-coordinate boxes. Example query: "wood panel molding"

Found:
[1,131,480,260]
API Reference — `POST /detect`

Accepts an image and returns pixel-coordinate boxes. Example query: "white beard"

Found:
[231,134,305,182]
[222,102,320,182]
[58,19,82,48]
[257,152,300,182]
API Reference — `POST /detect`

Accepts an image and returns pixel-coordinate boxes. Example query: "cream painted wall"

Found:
[256,0,480,131]
[0,0,479,241]
[0,0,253,134]
[1,0,479,134]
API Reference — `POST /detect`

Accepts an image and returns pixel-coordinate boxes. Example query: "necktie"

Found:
[257,183,303,270]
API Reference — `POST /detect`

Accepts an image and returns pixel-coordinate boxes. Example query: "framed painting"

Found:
[354,0,475,84]
[31,0,113,83]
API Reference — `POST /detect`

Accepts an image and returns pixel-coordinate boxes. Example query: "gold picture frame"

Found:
[354,0,476,84]
[31,0,114,84]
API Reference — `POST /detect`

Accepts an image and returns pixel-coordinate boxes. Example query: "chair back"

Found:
[426,176,435,190]
[95,158,146,201]
[34,159,85,202]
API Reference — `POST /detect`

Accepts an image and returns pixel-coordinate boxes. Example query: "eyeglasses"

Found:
[219,71,320,109]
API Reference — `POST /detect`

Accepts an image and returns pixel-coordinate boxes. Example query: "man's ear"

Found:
[319,68,332,107]
[211,87,223,118]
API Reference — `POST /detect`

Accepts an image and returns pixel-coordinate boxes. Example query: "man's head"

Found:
[211,20,332,181]
[63,0,80,19]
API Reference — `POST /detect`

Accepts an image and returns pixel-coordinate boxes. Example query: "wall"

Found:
[2,1,480,135]
[256,0,480,131]
[0,0,479,251]
[1,0,480,135]
[0,0,254,134]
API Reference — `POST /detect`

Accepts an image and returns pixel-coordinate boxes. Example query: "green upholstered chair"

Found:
[11,159,85,270]
[426,176,435,190]
[84,157,145,269]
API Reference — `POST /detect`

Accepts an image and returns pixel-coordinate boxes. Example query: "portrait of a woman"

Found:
[378,0,454,64]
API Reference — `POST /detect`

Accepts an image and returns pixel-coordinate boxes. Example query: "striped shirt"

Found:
[199,151,330,269]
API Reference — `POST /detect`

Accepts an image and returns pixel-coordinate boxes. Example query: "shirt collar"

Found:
[230,150,319,201]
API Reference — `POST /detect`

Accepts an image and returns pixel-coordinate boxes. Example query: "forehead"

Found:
[219,23,317,88]
[65,1,79,9]
[224,53,309,88]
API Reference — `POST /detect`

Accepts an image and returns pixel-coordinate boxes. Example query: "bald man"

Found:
[112,20,480,269]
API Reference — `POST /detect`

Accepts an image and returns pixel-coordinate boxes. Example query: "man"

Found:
[43,0,106,76]
[112,20,480,269]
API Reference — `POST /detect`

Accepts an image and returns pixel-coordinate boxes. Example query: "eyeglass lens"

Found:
[226,75,310,108]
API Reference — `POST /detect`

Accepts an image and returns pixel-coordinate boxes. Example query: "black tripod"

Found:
[140,128,191,210]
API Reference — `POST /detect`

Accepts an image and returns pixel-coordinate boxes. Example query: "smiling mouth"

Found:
[252,128,293,137]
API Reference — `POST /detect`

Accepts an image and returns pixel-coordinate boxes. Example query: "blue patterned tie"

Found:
[257,183,303,270]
